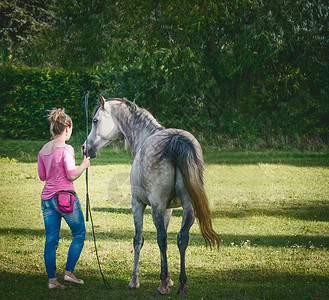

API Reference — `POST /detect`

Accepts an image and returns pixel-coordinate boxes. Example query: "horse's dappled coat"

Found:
[83,96,220,295]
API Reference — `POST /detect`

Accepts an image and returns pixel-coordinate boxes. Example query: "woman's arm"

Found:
[68,156,90,182]
[37,152,46,181]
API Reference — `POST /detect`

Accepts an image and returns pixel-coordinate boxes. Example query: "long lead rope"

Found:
[84,91,112,290]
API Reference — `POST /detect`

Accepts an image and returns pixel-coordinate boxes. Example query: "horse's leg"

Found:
[177,204,195,295]
[151,206,172,295]
[128,197,146,289]
[164,208,174,288]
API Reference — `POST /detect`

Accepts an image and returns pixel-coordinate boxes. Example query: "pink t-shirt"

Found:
[38,144,77,200]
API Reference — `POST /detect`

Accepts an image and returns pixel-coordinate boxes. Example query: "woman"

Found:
[38,108,90,289]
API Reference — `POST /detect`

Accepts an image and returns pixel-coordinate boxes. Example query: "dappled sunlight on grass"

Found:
[0,140,329,299]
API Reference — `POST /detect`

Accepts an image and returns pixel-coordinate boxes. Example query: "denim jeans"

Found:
[41,194,86,279]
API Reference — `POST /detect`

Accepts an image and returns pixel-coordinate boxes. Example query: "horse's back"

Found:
[131,128,203,209]
[145,128,203,158]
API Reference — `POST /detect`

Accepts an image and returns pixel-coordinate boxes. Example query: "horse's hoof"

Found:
[168,279,174,287]
[157,286,171,295]
[177,285,187,296]
[128,280,140,289]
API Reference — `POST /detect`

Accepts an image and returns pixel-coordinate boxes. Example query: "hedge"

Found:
[0,66,99,139]
[1,66,328,150]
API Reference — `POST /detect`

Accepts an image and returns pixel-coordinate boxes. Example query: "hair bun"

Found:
[47,108,66,123]
[46,108,72,137]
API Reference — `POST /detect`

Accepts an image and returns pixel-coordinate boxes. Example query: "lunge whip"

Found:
[84,91,111,290]
[84,91,90,222]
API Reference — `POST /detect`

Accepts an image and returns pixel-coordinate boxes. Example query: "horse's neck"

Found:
[127,130,152,157]
[124,125,163,157]
[117,108,163,157]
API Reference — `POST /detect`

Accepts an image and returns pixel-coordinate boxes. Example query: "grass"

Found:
[0,137,328,299]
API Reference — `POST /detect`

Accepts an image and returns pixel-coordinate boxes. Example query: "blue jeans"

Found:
[41,194,86,279]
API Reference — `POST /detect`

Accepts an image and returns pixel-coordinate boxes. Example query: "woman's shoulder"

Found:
[40,141,57,156]
[63,144,75,155]
[39,142,74,156]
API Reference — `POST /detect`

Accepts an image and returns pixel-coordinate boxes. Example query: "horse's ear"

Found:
[98,94,105,107]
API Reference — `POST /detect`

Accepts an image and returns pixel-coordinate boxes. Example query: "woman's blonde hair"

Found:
[47,108,72,138]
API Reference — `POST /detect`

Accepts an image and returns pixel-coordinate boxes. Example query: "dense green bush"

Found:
[92,0,328,150]
[0,64,328,150]
[0,66,99,139]
[1,1,328,150]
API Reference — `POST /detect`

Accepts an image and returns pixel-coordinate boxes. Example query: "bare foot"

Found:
[47,278,65,289]
[64,271,84,284]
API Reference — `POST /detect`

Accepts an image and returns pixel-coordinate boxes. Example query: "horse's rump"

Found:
[156,130,221,249]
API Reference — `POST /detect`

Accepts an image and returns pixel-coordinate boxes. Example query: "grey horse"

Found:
[83,95,220,295]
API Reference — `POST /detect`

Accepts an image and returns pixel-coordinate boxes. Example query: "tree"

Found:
[0,0,56,64]
[2,0,328,147]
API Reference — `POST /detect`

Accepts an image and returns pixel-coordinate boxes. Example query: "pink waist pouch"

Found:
[55,190,76,213]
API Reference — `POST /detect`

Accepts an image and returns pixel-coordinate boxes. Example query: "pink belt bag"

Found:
[55,190,76,213]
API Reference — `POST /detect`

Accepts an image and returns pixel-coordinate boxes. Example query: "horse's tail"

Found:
[158,132,221,249]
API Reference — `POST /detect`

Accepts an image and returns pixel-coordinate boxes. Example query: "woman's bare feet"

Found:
[47,278,65,289]
[64,271,84,284]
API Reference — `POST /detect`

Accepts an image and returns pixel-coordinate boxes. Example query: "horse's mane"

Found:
[124,100,164,131]
[94,98,164,132]
[92,98,124,117]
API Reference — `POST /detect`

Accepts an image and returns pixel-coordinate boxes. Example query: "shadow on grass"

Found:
[1,138,328,167]
[92,207,184,218]
[212,202,329,222]
[1,265,328,299]
[87,231,329,249]
[93,201,329,222]
[183,265,329,300]
[204,149,329,167]
[0,271,137,300]
[1,227,328,249]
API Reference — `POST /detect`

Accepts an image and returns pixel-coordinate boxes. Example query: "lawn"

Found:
[0,138,328,299]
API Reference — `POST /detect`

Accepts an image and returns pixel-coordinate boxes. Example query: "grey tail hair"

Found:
[157,133,221,249]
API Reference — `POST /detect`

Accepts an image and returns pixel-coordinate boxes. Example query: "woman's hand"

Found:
[81,156,90,170]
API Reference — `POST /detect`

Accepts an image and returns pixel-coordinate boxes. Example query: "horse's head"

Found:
[82,95,122,158]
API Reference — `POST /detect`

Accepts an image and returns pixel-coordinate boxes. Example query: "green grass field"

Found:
[0,138,328,299]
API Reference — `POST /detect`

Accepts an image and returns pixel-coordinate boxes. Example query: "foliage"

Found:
[0,66,99,139]
[92,0,329,147]
[1,0,328,148]
[0,0,57,64]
